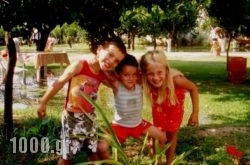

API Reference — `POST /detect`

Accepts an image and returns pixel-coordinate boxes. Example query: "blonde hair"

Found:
[140,50,178,105]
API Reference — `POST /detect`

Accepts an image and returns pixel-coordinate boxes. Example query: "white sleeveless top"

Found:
[112,83,143,127]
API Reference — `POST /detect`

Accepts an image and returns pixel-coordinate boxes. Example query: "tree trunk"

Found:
[36,30,50,86]
[37,30,49,51]
[127,32,131,50]
[153,36,157,50]
[131,32,136,51]
[3,35,16,140]
[226,35,232,81]
[166,38,172,52]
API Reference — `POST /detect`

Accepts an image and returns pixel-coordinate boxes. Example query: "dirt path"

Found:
[67,51,250,63]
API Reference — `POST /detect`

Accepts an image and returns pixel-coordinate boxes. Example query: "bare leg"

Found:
[98,140,111,160]
[166,132,178,165]
[148,139,163,165]
[148,137,154,158]
[146,126,166,165]
[146,126,166,147]
[88,153,100,161]
[58,157,71,165]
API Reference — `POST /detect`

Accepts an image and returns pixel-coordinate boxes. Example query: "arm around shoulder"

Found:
[102,71,119,93]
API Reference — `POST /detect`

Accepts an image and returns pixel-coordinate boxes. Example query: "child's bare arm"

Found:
[37,61,83,118]
[174,75,199,127]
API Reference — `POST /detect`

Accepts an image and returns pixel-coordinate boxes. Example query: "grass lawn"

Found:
[0,44,250,164]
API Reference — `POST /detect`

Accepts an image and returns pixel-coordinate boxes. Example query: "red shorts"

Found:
[111,120,152,144]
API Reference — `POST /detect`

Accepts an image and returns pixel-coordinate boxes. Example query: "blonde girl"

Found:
[140,50,199,165]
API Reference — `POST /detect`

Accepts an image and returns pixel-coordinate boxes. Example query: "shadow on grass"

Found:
[0,115,91,165]
[173,60,250,122]
[177,124,250,164]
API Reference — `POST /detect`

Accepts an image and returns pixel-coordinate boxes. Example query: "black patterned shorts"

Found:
[60,110,97,160]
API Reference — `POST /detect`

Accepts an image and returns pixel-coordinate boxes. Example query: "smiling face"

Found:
[118,65,138,90]
[97,44,125,71]
[145,61,167,88]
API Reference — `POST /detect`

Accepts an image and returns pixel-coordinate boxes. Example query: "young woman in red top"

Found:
[140,50,199,165]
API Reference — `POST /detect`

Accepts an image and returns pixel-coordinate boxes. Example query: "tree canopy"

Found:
[1,0,206,48]
[207,0,250,37]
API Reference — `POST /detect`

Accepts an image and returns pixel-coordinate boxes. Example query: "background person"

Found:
[210,26,224,55]
[30,28,41,51]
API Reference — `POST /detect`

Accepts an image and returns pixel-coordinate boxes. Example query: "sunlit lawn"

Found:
[1,44,250,164]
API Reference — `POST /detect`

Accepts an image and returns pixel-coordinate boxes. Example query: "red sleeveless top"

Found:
[65,60,106,113]
[151,86,186,132]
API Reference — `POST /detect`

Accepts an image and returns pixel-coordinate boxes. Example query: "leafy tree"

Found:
[117,0,206,50]
[143,5,166,49]
[1,0,73,50]
[76,0,132,46]
[117,7,148,50]
[63,22,86,44]
[158,0,203,47]
[22,0,73,50]
[50,25,64,44]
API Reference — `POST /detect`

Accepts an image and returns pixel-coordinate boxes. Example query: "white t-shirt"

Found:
[113,83,143,127]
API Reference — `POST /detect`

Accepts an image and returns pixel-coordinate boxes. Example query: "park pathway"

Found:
[67,51,250,63]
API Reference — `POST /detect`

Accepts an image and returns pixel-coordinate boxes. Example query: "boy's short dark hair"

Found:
[90,36,127,55]
[115,54,138,74]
